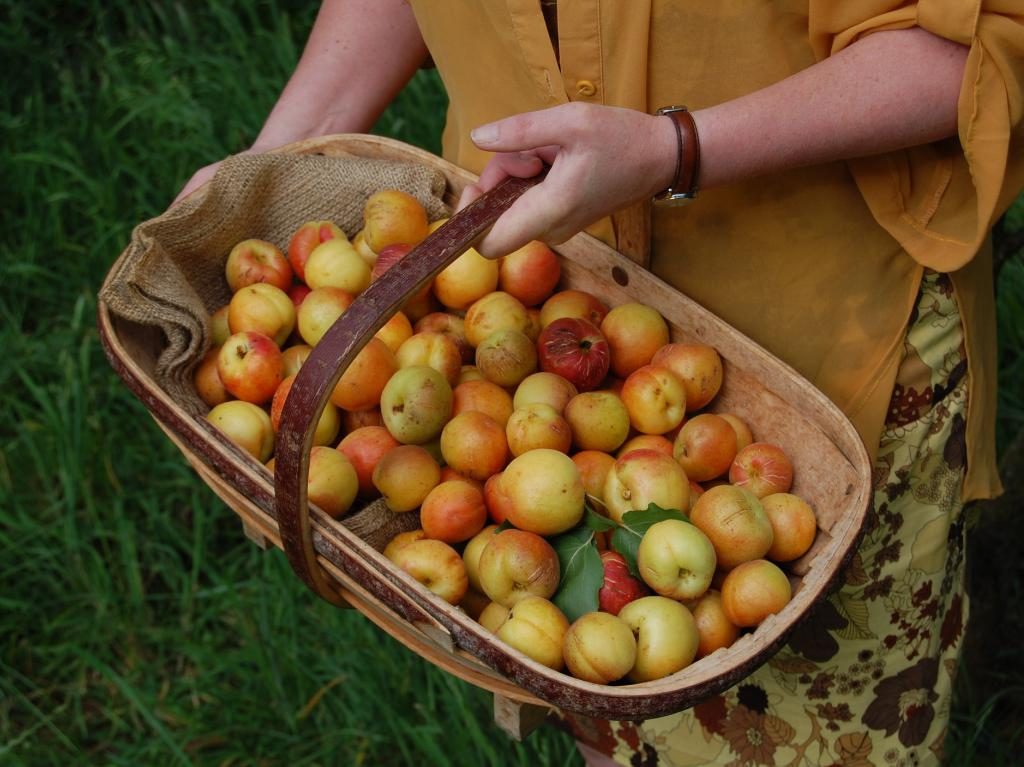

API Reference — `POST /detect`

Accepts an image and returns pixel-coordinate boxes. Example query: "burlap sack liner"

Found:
[100,152,451,548]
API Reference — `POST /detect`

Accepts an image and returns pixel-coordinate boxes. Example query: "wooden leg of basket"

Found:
[493,694,550,741]
[241,519,270,550]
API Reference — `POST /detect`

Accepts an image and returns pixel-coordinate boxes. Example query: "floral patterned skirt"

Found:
[560,270,970,766]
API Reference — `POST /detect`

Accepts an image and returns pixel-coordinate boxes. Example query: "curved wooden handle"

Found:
[274,175,539,604]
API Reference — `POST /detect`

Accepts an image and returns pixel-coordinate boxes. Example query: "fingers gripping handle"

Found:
[274,175,540,604]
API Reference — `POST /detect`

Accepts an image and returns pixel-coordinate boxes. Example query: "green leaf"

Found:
[551,526,604,622]
[610,503,689,579]
[583,504,617,533]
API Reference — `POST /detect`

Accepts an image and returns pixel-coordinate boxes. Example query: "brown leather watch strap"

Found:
[659,107,700,200]
[274,174,540,605]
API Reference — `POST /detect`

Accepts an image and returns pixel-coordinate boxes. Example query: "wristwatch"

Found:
[654,106,701,204]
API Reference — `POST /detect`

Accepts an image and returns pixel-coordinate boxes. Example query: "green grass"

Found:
[2,1,1022,765]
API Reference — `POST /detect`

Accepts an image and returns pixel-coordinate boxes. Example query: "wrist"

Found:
[249,99,369,155]
[249,125,309,155]
[249,118,332,154]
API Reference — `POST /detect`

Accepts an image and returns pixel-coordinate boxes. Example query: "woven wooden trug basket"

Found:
[98,134,872,727]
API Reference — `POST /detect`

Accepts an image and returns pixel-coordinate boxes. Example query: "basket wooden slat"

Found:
[97,133,872,722]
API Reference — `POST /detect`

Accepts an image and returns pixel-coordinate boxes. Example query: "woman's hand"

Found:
[173,146,263,204]
[460,103,677,258]
[174,153,254,205]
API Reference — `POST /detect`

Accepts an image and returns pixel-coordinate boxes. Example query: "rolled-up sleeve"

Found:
[810,1,1024,272]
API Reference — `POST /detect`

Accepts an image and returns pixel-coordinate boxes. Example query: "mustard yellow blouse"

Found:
[408,0,1023,502]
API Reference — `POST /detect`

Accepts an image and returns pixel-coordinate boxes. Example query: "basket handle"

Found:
[274,175,539,604]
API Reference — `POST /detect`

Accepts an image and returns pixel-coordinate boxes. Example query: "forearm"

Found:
[251,0,428,151]
[694,27,968,189]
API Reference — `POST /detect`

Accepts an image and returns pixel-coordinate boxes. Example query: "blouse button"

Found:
[576,80,597,98]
